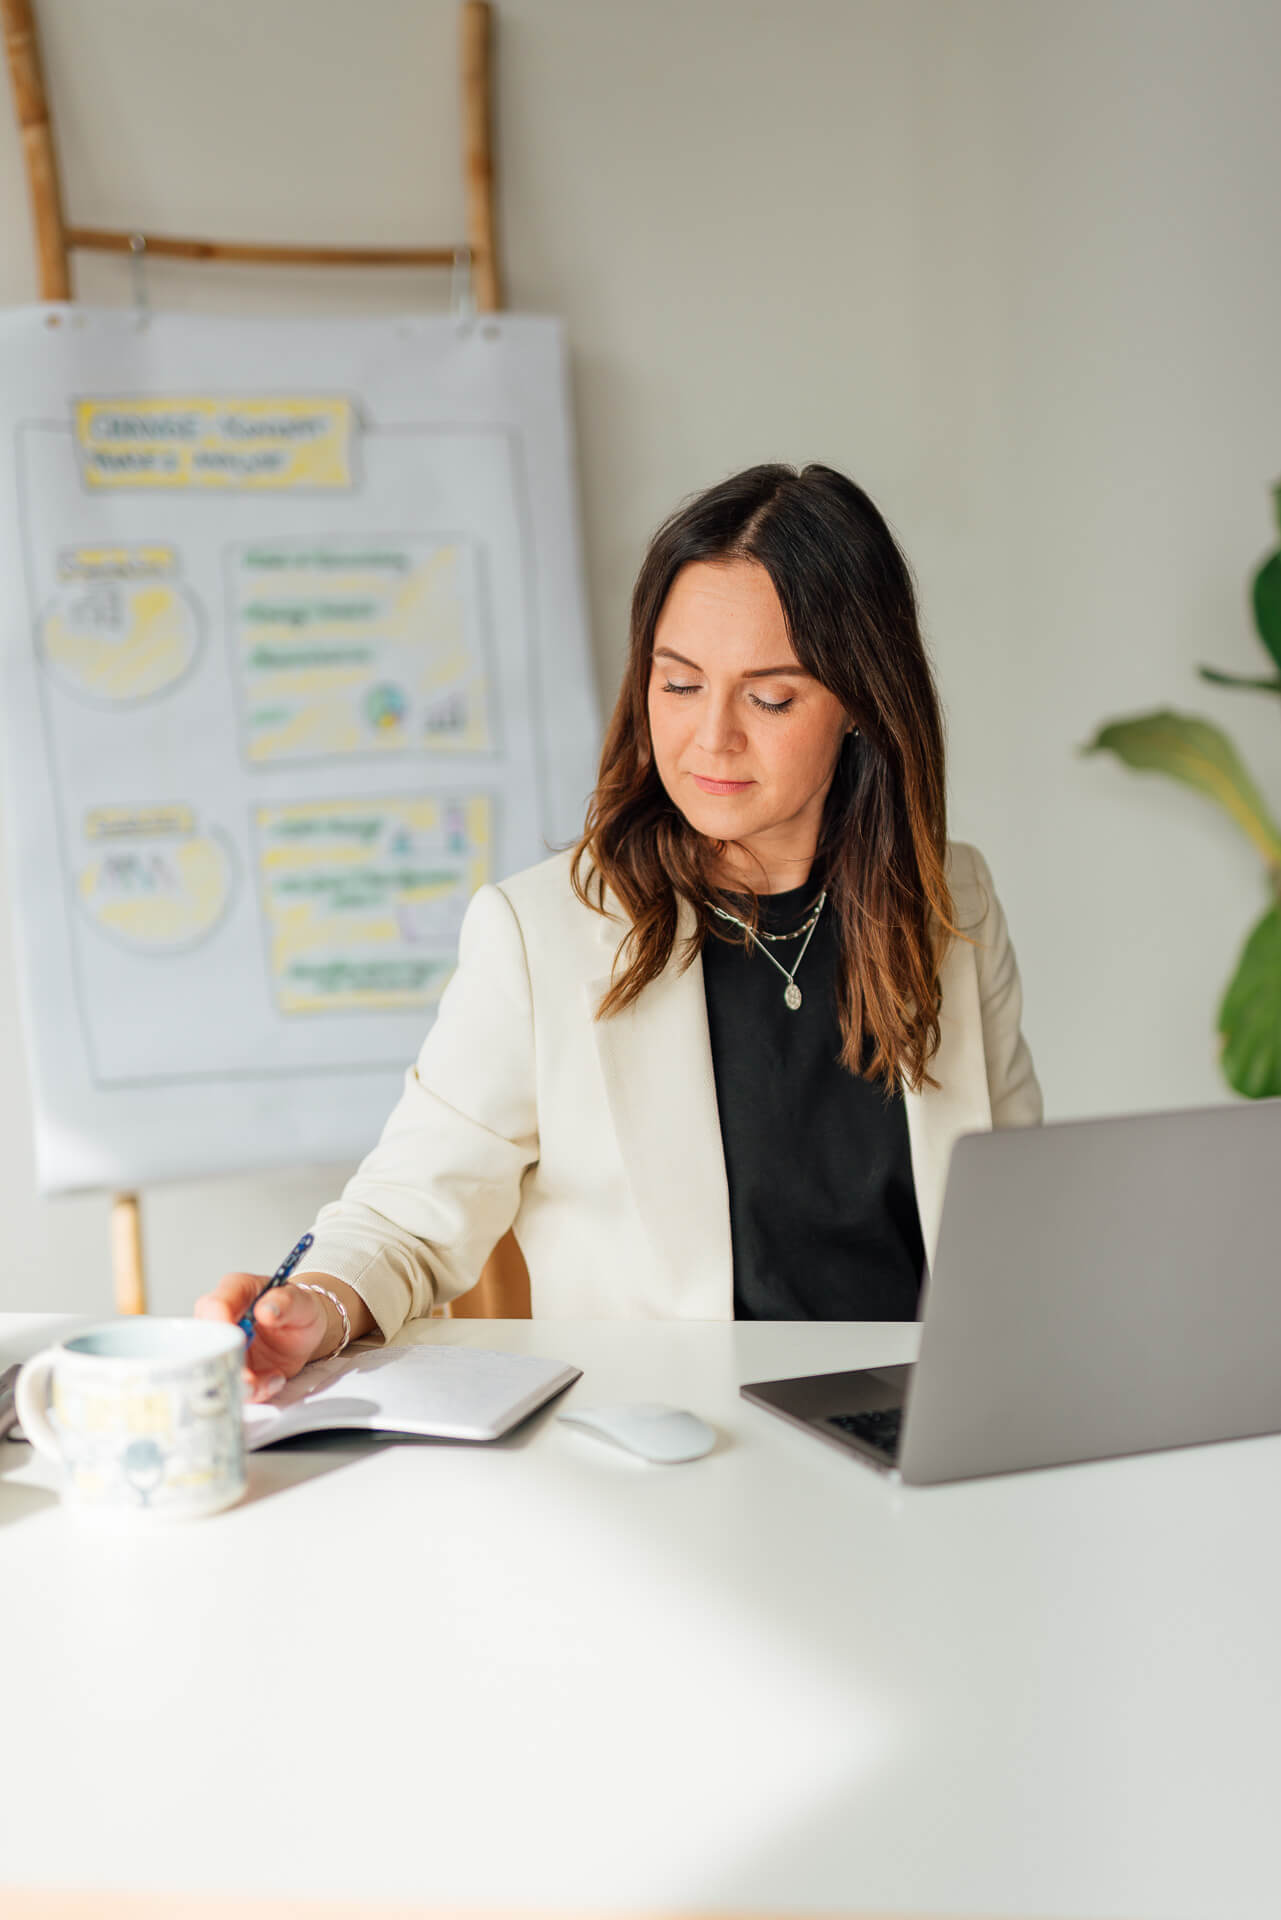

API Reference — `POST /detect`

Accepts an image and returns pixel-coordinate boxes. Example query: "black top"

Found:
[700,872,926,1321]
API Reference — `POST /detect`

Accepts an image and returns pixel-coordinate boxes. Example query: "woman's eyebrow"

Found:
[652,646,810,679]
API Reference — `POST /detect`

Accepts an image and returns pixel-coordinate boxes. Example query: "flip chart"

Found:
[0,308,598,1191]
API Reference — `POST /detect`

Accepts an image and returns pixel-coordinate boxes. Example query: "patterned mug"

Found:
[15,1318,247,1522]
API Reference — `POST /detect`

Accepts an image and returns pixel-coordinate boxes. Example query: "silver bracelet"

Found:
[294,1282,352,1361]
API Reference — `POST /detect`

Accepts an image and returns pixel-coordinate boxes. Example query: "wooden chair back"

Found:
[449,1228,531,1318]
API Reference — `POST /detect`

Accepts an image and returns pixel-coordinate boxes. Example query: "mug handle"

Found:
[14,1350,62,1460]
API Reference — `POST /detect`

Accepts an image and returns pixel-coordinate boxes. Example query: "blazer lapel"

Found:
[588,896,734,1317]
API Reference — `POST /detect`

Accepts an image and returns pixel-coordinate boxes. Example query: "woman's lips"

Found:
[691,774,754,795]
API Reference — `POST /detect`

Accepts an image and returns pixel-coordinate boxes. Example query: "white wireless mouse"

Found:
[557,1402,716,1464]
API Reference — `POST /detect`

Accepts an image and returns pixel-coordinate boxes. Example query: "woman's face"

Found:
[646,559,852,888]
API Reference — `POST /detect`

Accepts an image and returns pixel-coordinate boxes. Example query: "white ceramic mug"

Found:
[15,1318,247,1522]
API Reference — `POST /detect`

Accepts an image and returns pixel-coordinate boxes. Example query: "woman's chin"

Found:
[682,800,763,843]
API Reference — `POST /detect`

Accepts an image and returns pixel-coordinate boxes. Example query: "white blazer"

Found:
[305,840,1043,1336]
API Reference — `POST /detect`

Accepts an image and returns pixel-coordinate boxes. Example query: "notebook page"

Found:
[242,1342,580,1450]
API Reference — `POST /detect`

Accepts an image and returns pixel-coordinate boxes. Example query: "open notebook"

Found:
[242,1342,581,1449]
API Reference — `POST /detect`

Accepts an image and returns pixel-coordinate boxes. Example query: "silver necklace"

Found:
[706,889,828,1011]
[747,890,825,943]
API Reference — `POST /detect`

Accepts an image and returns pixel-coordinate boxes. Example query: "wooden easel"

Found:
[1,0,531,1319]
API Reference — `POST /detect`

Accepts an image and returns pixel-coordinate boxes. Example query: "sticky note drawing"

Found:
[256,794,492,1015]
[230,536,493,765]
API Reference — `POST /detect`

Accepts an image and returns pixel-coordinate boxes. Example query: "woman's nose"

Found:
[694,694,744,755]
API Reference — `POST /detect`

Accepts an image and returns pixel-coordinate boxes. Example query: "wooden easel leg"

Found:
[110,1192,147,1315]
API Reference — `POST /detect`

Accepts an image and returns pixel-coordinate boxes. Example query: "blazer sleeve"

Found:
[300,882,540,1343]
[968,845,1044,1129]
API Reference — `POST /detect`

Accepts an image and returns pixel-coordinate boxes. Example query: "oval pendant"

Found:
[784,981,802,1011]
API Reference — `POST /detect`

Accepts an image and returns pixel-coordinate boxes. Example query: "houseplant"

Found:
[1083,481,1281,1097]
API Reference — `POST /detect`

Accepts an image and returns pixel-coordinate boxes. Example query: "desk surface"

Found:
[2,1311,1277,1918]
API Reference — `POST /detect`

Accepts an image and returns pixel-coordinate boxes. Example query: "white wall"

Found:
[1,0,1277,1315]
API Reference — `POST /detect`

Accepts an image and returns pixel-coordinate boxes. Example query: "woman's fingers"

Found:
[194,1273,329,1401]
[250,1284,329,1367]
[193,1271,261,1325]
[243,1286,329,1402]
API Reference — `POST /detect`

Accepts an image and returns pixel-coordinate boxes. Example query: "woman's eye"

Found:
[659,678,791,714]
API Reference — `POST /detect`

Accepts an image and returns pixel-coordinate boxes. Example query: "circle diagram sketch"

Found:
[75,807,238,955]
[39,551,205,707]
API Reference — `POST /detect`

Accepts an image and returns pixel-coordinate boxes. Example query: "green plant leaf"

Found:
[1218,903,1281,1098]
[1081,709,1281,864]
[1252,550,1281,672]
[1198,665,1281,693]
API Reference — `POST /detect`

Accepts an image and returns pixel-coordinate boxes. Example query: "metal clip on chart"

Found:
[451,244,476,333]
[128,232,150,329]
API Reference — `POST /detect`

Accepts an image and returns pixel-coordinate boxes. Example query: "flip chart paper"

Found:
[0,308,598,1192]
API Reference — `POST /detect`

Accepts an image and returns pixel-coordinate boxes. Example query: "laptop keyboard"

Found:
[827,1407,903,1456]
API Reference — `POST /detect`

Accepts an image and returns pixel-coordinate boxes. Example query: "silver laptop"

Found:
[741,1099,1281,1484]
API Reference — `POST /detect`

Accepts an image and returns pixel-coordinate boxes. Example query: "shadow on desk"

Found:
[0,1433,384,1527]
[238,1432,398,1510]
[0,1366,565,1531]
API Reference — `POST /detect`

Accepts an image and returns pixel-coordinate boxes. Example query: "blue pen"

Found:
[237,1233,315,1343]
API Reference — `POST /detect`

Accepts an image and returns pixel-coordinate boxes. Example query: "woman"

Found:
[197,462,1042,1398]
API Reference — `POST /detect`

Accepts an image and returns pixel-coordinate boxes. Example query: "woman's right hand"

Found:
[194,1273,333,1403]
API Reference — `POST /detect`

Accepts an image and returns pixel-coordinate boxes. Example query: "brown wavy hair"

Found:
[571,462,966,1094]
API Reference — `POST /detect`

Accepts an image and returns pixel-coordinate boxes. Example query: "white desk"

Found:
[1,1311,1277,1919]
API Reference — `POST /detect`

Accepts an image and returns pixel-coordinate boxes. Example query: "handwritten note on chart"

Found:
[255,795,491,1012]
[230,537,493,764]
[73,396,355,489]
[0,309,599,1189]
